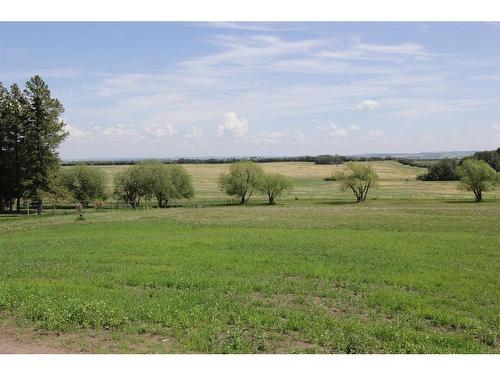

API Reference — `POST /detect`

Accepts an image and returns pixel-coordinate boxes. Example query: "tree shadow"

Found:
[444,200,485,204]
[312,200,359,206]
[0,213,25,217]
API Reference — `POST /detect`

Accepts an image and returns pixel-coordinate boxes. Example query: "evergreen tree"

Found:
[0,83,29,211]
[0,83,8,211]
[6,84,30,211]
[23,76,68,214]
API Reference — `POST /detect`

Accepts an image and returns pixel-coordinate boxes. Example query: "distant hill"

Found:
[61,151,479,165]
[352,151,475,160]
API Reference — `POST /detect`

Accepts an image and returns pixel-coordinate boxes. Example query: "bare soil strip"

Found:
[0,323,67,354]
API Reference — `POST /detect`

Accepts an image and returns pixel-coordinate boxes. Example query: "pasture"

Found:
[0,161,499,353]
[84,161,497,203]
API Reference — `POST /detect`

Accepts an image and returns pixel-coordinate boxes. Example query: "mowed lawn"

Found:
[1,201,499,353]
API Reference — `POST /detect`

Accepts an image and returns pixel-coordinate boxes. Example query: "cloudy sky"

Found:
[1,22,499,159]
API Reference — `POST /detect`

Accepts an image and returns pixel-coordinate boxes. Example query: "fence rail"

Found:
[2,193,498,216]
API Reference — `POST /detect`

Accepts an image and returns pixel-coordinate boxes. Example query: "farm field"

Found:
[79,161,498,203]
[0,161,499,353]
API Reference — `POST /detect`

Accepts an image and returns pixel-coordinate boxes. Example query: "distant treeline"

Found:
[395,159,434,168]
[62,156,317,166]
[62,154,431,166]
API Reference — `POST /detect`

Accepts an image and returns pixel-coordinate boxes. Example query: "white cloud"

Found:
[251,130,285,143]
[183,34,327,69]
[474,73,500,81]
[318,40,432,63]
[418,24,431,33]
[65,123,179,143]
[144,123,176,138]
[368,129,384,141]
[317,123,347,139]
[357,100,379,110]
[203,22,304,32]
[290,130,306,142]
[492,124,500,131]
[356,42,428,56]
[386,98,489,117]
[185,126,204,139]
[216,112,249,138]
[348,125,360,131]
[64,124,93,141]
[101,124,145,140]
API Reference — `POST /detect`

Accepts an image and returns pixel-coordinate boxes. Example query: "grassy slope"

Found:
[1,202,499,353]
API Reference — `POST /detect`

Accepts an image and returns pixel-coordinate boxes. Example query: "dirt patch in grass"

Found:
[0,320,67,353]
[0,317,177,354]
[274,332,318,353]
[249,292,362,320]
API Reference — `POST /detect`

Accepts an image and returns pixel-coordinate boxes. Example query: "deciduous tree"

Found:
[218,161,264,204]
[61,165,107,207]
[114,161,194,208]
[139,161,194,207]
[334,162,379,203]
[457,159,497,201]
[113,165,145,209]
[258,173,292,204]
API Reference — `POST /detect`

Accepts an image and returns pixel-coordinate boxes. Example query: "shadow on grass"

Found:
[444,200,483,204]
[312,200,359,206]
[0,213,26,218]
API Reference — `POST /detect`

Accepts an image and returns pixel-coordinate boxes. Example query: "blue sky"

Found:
[1,22,499,159]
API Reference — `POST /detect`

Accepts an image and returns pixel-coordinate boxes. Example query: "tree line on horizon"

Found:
[59,154,427,167]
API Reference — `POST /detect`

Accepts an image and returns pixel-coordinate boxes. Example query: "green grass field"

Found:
[0,161,499,353]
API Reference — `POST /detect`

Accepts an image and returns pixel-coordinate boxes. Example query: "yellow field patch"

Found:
[65,161,499,202]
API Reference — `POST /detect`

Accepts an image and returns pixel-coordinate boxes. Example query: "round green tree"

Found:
[258,173,293,205]
[218,161,264,204]
[61,165,107,207]
[457,158,497,201]
[334,162,379,203]
[114,161,194,209]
